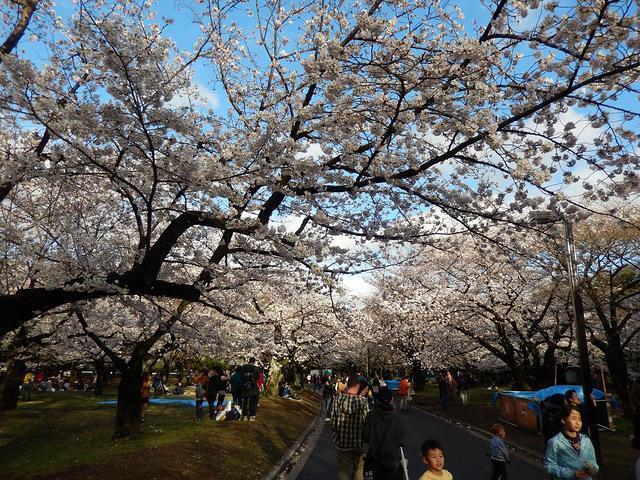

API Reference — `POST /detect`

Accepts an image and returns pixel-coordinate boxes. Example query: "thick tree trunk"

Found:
[264,357,283,397]
[93,358,106,396]
[0,359,26,411]
[605,342,633,417]
[411,360,425,392]
[114,363,143,438]
[539,348,558,387]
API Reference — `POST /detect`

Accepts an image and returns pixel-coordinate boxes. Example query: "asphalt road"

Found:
[290,404,546,480]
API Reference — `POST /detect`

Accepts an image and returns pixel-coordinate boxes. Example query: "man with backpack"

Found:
[240,357,260,421]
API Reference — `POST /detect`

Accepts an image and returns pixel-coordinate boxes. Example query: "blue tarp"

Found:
[384,379,400,390]
[499,385,605,402]
[98,398,228,407]
[495,385,607,421]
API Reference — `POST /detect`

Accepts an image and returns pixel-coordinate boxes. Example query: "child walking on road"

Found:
[419,439,453,480]
[488,423,510,479]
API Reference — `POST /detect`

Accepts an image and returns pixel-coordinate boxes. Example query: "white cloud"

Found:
[340,274,375,297]
[331,234,358,250]
[276,214,304,233]
[168,82,220,110]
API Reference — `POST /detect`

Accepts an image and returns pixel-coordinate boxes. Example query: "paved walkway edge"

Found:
[412,404,545,466]
[263,394,323,480]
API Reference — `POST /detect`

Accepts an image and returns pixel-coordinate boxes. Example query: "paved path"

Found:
[291,404,546,480]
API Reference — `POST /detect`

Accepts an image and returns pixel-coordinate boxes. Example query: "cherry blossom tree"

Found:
[0,0,639,437]
[364,233,578,388]
[2,0,639,337]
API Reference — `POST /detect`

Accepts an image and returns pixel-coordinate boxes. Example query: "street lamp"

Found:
[529,211,602,463]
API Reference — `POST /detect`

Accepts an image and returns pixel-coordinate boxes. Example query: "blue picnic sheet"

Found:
[98,397,228,407]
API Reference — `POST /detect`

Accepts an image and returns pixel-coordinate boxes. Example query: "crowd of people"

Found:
[21,370,89,399]
[319,373,600,480]
[20,363,626,479]
[188,357,265,422]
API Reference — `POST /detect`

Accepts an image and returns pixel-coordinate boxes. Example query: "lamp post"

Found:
[529,211,602,463]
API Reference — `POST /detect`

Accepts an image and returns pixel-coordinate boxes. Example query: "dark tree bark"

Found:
[162,360,171,384]
[113,361,144,438]
[0,359,26,411]
[411,360,425,392]
[93,357,107,396]
[604,338,633,417]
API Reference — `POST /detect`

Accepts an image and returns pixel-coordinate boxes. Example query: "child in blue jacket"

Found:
[488,423,509,479]
[544,405,599,479]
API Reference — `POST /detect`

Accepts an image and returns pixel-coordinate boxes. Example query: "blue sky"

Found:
[42,0,495,116]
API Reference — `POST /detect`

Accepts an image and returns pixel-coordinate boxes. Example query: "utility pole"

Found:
[529,211,602,464]
[562,217,602,464]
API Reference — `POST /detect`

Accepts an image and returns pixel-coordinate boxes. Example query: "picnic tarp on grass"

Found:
[98,398,228,407]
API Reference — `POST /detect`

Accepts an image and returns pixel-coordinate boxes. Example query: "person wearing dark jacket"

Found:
[230,367,242,406]
[240,357,260,421]
[362,387,407,480]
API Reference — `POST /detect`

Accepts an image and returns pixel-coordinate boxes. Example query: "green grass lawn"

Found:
[413,384,637,479]
[0,388,317,479]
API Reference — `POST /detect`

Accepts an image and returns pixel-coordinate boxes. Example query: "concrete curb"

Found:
[263,393,324,480]
[412,404,545,466]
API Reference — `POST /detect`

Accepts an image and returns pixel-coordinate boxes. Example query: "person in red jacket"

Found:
[398,376,411,411]
[257,370,264,392]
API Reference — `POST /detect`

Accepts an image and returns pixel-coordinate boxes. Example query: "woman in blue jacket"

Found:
[544,405,599,479]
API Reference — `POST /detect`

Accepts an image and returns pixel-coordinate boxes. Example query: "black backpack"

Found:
[242,368,255,392]
[225,406,241,421]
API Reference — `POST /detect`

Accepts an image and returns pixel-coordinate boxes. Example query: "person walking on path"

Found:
[362,386,407,480]
[458,373,469,406]
[544,405,599,480]
[438,371,455,410]
[331,376,370,480]
[398,376,410,411]
[240,357,260,421]
[336,376,347,395]
[322,377,335,421]
[488,423,510,480]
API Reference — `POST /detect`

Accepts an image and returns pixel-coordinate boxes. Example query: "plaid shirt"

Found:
[331,392,369,449]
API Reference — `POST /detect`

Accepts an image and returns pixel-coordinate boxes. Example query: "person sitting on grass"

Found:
[171,381,184,395]
[544,405,599,480]
[419,438,453,480]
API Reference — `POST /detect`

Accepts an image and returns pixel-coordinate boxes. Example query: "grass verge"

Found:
[0,388,317,479]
